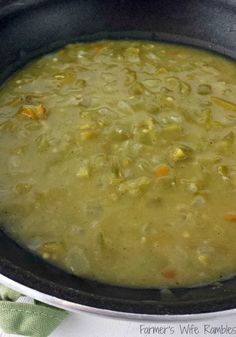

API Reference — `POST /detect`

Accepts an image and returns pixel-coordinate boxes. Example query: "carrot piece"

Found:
[36,104,48,119]
[162,269,177,279]
[18,104,48,120]
[18,105,37,120]
[225,213,236,222]
[166,49,180,56]
[95,46,103,54]
[154,164,170,177]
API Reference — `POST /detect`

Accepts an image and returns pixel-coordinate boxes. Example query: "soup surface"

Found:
[0,41,236,288]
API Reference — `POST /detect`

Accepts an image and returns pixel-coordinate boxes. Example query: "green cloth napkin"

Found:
[0,285,68,337]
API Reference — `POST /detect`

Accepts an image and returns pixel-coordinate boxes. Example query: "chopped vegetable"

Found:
[191,195,206,207]
[95,46,104,54]
[18,104,47,120]
[211,97,236,112]
[80,130,97,141]
[118,176,151,196]
[76,167,89,178]
[154,164,170,177]
[162,124,183,137]
[40,242,64,260]
[162,269,177,280]
[180,81,191,95]
[172,147,186,161]
[16,183,32,194]
[225,213,236,222]
[198,254,209,265]
[218,165,229,179]
[188,182,198,193]
[197,84,212,95]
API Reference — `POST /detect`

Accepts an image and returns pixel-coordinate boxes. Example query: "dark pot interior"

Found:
[0,0,236,316]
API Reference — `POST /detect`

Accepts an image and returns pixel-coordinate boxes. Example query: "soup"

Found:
[0,40,236,288]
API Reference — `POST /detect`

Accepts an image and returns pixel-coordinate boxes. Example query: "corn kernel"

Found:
[173,147,186,161]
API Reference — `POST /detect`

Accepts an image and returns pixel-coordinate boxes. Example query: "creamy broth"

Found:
[0,40,236,288]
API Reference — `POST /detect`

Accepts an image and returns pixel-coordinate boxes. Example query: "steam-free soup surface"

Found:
[0,41,236,288]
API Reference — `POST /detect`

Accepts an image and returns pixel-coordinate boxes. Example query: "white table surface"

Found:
[50,311,236,337]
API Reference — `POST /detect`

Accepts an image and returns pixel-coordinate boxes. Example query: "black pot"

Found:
[0,0,236,318]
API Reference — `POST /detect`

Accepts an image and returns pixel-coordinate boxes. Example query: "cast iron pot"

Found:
[0,0,236,320]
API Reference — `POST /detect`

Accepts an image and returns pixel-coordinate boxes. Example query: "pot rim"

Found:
[1,273,236,321]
